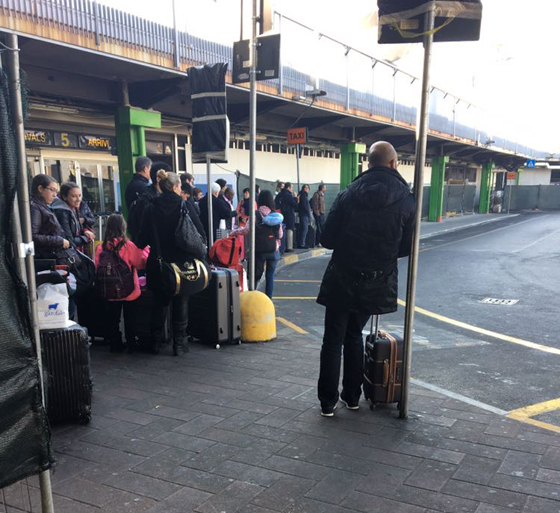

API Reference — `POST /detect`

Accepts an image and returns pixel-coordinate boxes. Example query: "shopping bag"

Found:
[37,283,70,329]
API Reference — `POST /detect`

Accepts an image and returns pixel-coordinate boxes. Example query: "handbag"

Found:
[175,203,207,260]
[54,246,95,296]
[147,205,210,297]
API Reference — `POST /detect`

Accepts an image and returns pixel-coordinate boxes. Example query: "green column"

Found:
[428,155,449,222]
[115,107,161,217]
[478,162,494,214]
[340,142,366,189]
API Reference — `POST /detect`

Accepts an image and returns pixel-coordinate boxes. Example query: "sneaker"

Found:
[320,405,337,417]
[340,395,359,410]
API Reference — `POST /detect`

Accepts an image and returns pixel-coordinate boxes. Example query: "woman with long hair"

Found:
[51,182,95,252]
[30,174,70,258]
[139,171,203,356]
[95,214,149,352]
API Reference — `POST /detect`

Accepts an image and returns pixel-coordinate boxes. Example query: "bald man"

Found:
[316,141,415,417]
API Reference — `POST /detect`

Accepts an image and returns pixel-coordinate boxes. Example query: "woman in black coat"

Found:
[297,184,312,249]
[30,174,70,258]
[51,182,95,252]
[138,172,205,356]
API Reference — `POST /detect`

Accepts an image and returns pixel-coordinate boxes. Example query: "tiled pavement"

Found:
[2,332,560,513]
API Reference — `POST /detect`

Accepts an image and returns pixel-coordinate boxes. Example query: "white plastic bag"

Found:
[37,283,70,330]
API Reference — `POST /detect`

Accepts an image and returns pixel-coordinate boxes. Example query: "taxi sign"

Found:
[287,127,307,145]
[506,172,517,180]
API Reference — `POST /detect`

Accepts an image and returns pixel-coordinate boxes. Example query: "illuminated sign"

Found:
[79,135,112,150]
[53,132,78,148]
[25,130,51,145]
[287,127,307,145]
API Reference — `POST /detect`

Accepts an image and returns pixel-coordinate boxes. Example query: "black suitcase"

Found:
[363,316,404,407]
[124,287,170,350]
[76,288,110,342]
[41,324,93,424]
[188,268,241,348]
[296,222,315,249]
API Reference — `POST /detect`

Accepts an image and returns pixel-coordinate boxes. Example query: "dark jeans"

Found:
[318,308,370,408]
[153,293,189,344]
[255,250,279,298]
[313,213,325,246]
[298,216,310,248]
[105,300,134,345]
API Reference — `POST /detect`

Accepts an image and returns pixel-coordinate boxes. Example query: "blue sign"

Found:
[526,159,536,168]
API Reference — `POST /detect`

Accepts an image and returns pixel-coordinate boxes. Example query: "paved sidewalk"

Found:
[3,330,559,513]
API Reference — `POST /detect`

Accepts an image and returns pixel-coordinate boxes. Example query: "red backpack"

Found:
[209,236,242,267]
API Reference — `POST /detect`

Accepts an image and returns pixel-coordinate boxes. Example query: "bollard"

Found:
[240,291,276,343]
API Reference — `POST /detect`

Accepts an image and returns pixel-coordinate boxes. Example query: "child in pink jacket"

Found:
[95,214,149,352]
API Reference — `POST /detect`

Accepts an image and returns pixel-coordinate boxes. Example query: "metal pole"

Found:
[6,33,55,513]
[296,144,301,193]
[507,181,512,214]
[248,0,258,290]
[399,3,435,420]
[278,13,283,94]
[172,0,180,68]
[206,156,214,248]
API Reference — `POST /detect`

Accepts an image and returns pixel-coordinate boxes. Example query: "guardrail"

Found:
[0,0,544,158]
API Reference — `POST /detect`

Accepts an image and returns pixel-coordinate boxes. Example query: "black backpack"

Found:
[95,248,135,300]
[127,192,153,244]
[255,212,280,254]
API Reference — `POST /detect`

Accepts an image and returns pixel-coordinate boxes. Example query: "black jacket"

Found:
[30,197,66,259]
[317,166,415,314]
[185,196,206,242]
[138,190,192,263]
[297,191,312,218]
[125,173,150,209]
[275,189,298,229]
[79,201,96,229]
[199,193,233,241]
[51,198,89,249]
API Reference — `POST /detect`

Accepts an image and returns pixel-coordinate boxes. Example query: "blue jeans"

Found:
[299,216,310,248]
[255,250,279,299]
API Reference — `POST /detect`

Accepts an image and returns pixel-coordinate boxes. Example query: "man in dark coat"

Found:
[125,156,152,209]
[199,183,233,243]
[275,182,298,252]
[316,142,415,417]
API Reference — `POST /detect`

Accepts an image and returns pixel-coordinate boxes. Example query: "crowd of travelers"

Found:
[30,156,325,355]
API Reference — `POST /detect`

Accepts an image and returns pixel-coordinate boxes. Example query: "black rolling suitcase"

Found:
[41,324,93,424]
[124,287,170,350]
[363,315,404,408]
[188,268,241,348]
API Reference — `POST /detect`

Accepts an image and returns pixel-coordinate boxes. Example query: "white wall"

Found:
[398,163,432,186]
[518,168,551,185]
[192,147,340,185]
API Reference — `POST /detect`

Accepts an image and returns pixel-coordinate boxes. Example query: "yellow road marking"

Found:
[273,297,316,300]
[507,397,560,419]
[397,299,560,356]
[282,254,299,265]
[277,317,309,334]
[506,415,560,434]
[276,280,322,283]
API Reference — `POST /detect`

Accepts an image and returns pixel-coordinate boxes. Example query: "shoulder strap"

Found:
[148,204,162,259]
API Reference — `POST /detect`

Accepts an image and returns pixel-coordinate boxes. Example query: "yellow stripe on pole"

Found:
[397,299,560,356]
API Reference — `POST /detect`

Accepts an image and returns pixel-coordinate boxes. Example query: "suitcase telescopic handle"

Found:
[369,315,380,342]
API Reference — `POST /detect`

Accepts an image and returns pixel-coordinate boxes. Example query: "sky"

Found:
[103,0,559,154]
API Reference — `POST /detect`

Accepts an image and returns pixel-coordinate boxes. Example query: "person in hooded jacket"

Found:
[297,184,312,249]
[316,141,415,417]
[138,171,200,356]
[51,182,95,252]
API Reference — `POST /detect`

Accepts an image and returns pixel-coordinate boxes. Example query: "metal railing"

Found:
[0,0,545,158]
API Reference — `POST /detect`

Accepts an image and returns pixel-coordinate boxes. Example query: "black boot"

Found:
[173,336,190,356]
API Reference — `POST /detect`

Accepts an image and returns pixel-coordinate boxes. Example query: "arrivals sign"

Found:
[287,127,307,145]
[25,130,115,152]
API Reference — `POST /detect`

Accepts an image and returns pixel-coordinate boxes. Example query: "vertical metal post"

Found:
[392,70,397,122]
[6,33,55,513]
[206,156,214,248]
[399,3,435,420]
[93,0,100,45]
[345,49,350,111]
[507,181,512,214]
[296,144,301,193]
[277,13,283,94]
[172,0,180,68]
[248,0,258,290]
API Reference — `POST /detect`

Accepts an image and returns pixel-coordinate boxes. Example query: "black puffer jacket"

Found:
[317,166,415,314]
[30,197,66,259]
[275,188,298,230]
[51,198,89,249]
